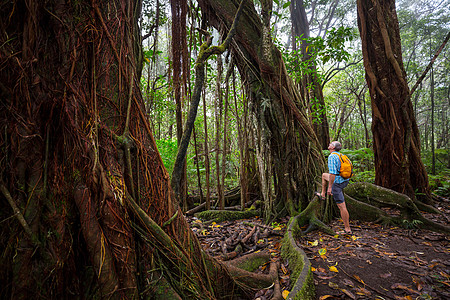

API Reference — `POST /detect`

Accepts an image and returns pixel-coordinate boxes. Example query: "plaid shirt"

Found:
[328,152,349,184]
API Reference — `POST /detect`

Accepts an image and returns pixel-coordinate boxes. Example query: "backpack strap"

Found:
[330,152,344,163]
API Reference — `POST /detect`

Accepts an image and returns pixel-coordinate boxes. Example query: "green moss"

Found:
[232,255,270,273]
[281,216,315,300]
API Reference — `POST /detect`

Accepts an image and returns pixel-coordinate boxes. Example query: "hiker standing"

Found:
[320,141,352,234]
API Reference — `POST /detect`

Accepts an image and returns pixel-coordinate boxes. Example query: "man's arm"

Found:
[327,174,336,195]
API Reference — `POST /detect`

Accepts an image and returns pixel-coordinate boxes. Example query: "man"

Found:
[320,141,351,234]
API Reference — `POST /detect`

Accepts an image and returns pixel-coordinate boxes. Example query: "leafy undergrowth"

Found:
[187,199,449,300]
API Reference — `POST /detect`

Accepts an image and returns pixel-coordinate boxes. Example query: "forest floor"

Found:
[188,199,450,300]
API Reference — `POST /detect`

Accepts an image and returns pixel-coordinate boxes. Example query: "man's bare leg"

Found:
[321,173,331,198]
[336,202,351,232]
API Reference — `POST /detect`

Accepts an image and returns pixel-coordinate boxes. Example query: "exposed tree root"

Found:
[195,209,260,223]
[281,215,315,300]
[296,195,335,235]
[345,182,450,234]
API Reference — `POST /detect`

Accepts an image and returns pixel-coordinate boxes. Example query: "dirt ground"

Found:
[188,199,450,300]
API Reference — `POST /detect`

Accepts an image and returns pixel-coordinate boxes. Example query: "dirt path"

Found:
[301,218,449,299]
[188,201,449,299]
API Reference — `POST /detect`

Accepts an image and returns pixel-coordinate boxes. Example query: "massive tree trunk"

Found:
[0,1,247,298]
[356,0,432,202]
[290,0,330,150]
[198,0,326,219]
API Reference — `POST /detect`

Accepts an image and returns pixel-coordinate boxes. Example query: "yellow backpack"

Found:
[331,152,354,179]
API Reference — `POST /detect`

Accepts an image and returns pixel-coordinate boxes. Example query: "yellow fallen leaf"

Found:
[319,295,334,300]
[353,275,365,285]
[311,266,317,272]
[329,266,338,273]
[309,240,319,246]
[282,290,289,299]
[318,248,327,256]
[274,226,282,230]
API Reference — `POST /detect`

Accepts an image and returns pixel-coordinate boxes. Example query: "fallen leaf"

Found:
[281,264,288,274]
[412,276,424,291]
[318,275,336,280]
[391,283,420,294]
[309,240,319,247]
[342,278,354,287]
[319,248,327,256]
[340,288,356,299]
[353,275,365,285]
[328,281,339,289]
[329,266,338,273]
[282,290,289,299]
[319,295,334,300]
[311,266,317,272]
[439,271,450,279]
[354,286,371,296]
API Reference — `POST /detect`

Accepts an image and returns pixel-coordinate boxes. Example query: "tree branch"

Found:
[410,31,450,96]
[1,183,38,245]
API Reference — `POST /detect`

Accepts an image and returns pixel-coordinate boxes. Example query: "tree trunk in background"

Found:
[171,0,188,209]
[0,1,245,298]
[202,85,212,210]
[357,0,431,202]
[215,55,224,209]
[290,0,330,149]
[221,63,232,207]
[430,67,436,175]
[193,127,204,203]
[233,70,250,209]
[199,0,325,219]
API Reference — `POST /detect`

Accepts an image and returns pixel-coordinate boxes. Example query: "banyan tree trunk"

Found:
[356,0,432,202]
[198,0,326,219]
[0,1,247,299]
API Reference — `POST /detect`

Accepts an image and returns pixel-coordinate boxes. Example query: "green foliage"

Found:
[155,139,178,175]
[428,171,450,197]
[401,219,423,229]
[143,49,163,64]
[303,27,356,64]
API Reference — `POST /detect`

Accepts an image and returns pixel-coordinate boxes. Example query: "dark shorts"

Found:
[332,181,349,204]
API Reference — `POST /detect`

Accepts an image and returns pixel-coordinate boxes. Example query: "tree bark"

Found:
[356,0,431,202]
[215,54,224,209]
[199,0,325,219]
[171,0,188,209]
[0,1,250,298]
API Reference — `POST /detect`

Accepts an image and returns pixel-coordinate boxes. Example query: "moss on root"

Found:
[281,216,315,300]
